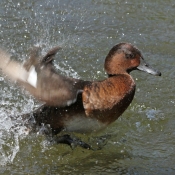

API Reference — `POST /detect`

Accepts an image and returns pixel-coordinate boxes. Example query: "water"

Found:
[0,0,175,174]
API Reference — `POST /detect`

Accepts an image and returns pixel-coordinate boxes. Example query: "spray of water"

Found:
[0,0,89,165]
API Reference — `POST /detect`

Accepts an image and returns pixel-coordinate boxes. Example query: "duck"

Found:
[0,43,161,149]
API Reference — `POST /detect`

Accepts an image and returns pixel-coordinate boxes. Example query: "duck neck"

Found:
[108,72,129,77]
[108,74,116,77]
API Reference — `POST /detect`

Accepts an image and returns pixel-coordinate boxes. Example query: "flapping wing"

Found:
[0,47,85,107]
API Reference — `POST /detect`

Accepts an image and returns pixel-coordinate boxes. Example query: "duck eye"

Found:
[126,53,134,59]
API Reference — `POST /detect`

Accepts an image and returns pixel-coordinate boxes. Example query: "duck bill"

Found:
[137,58,161,76]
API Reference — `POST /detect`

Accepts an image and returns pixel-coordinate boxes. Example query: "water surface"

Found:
[0,0,175,174]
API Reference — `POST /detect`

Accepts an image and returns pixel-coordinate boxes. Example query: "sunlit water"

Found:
[0,0,175,174]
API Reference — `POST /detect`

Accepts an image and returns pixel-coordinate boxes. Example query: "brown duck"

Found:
[0,43,161,149]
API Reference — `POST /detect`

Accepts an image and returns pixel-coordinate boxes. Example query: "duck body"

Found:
[0,43,161,134]
[32,73,135,133]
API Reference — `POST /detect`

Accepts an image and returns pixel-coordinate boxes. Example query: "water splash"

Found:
[0,0,86,167]
[146,109,165,121]
[0,42,80,165]
[0,95,34,165]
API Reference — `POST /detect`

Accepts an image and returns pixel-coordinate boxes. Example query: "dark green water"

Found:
[0,0,175,174]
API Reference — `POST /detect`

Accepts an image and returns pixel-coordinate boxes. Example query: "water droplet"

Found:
[0,77,4,81]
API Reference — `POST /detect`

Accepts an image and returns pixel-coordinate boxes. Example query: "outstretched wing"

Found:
[0,47,88,107]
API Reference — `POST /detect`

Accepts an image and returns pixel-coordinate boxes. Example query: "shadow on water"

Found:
[0,0,175,174]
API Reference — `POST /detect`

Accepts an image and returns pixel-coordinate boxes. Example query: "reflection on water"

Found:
[0,0,175,174]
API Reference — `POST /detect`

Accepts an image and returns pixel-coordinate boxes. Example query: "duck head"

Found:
[104,43,161,76]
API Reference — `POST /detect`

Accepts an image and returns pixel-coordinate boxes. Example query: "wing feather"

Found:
[0,47,86,107]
